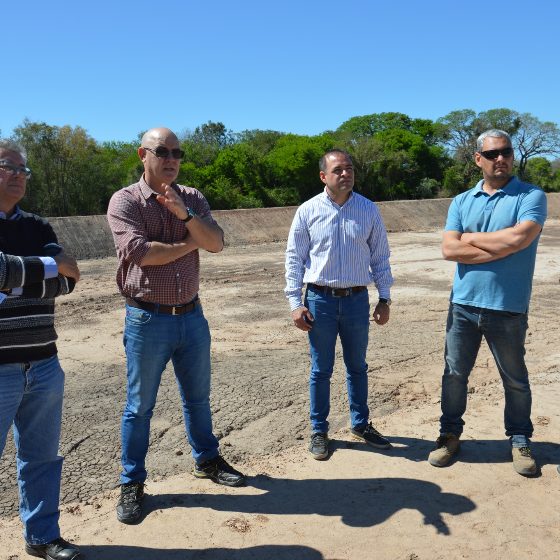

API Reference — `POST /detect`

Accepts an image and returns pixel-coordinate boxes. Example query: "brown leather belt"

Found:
[125,297,200,315]
[308,284,367,297]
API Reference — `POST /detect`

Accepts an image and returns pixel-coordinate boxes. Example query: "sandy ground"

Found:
[1,224,560,560]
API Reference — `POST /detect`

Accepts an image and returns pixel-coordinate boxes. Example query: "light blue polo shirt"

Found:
[445,177,547,313]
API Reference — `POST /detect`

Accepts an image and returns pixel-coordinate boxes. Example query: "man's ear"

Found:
[474,152,482,169]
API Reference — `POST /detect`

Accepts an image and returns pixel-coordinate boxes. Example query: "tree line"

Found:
[3,108,560,217]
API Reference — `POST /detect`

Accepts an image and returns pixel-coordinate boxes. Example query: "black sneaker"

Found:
[116,481,144,524]
[309,432,329,460]
[193,455,246,487]
[25,537,80,560]
[351,422,392,449]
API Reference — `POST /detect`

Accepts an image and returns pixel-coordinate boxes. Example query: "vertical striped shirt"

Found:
[285,189,393,310]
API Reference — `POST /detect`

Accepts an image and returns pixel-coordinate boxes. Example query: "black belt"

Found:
[308,284,367,297]
[126,297,200,315]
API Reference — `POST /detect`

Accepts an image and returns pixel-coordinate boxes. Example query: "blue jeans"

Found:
[120,303,219,484]
[0,355,64,545]
[440,303,533,446]
[305,286,370,434]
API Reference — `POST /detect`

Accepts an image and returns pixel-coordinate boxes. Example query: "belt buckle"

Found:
[172,306,177,315]
[333,287,349,297]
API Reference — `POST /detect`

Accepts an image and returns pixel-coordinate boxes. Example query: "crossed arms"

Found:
[442,220,543,264]
[108,184,224,268]
[0,251,78,298]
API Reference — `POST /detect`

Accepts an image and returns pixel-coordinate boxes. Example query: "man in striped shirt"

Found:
[0,140,81,560]
[285,149,394,460]
[107,127,245,525]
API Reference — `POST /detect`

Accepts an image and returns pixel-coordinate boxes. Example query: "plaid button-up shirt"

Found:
[107,176,218,305]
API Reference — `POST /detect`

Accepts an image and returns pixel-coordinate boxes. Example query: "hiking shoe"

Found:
[116,481,144,524]
[25,537,81,560]
[351,422,392,449]
[428,433,460,467]
[309,432,329,460]
[512,446,537,476]
[193,455,246,487]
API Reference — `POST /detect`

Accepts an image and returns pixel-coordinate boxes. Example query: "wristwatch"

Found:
[181,207,196,223]
[378,298,392,306]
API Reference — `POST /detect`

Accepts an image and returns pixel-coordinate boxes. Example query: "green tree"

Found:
[182,121,235,167]
[523,157,560,191]
[514,114,560,177]
[13,120,108,216]
[264,134,335,202]
[338,112,443,145]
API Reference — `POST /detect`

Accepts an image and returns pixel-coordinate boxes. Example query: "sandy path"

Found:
[1,224,559,559]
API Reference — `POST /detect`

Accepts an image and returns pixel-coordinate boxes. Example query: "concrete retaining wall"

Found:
[48,193,560,260]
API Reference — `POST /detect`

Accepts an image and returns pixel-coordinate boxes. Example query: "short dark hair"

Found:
[319,149,353,172]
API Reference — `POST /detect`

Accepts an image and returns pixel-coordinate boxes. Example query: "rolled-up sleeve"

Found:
[107,190,151,265]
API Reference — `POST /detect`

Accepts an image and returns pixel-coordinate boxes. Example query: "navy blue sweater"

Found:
[0,210,75,364]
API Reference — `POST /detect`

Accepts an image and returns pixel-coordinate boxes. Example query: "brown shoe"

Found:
[512,446,537,476]
[428,433,460,467]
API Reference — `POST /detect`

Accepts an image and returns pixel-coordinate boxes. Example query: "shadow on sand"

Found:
[78,544,325,560]
[341,435,560,470]
[147,473,474,536]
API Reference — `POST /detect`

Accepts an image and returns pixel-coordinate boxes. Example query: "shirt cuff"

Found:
[40,257,58,279]
[288,297,304,311]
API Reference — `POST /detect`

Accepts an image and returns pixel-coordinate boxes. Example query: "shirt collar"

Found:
[0,205,21,220]
[473,176,517,198]
[139,175,158,199]
[322,187,354,208]
[139,175,179,200]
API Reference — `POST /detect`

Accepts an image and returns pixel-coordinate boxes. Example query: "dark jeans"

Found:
[440,303,532,446]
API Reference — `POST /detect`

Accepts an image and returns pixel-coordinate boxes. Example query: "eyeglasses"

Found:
[142,146,185,160]
[0,161,32,179]
[478,147,514,160]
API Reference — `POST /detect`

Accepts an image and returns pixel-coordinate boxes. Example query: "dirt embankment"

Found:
[47,193,560,260]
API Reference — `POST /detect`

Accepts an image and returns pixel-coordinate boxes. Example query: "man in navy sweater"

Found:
[0,140,81,560]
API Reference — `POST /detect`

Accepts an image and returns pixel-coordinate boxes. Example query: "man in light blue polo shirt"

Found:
[428,129,547,476]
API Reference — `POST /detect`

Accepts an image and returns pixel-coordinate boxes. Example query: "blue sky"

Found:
[2,0,559,143]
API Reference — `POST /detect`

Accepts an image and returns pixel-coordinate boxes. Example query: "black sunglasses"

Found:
[142,146,185,160]
[479,147,514,160]
[0,161,32,179]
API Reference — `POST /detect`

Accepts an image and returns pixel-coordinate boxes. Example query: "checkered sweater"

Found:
[0,211,75,364]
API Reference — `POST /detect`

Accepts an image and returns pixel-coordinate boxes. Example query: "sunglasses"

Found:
[0,161,32,179]
[479,147,514,160]
[142,146,185,160]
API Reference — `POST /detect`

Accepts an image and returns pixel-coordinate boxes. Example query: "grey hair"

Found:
[0,139,27,163]
[476,129,512,152]
[319,149,353,172]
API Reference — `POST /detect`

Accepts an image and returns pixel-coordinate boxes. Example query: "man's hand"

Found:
[54,252,80,282]
[292,306,314,331]
[155,183,189,220]
[372,302,390,325]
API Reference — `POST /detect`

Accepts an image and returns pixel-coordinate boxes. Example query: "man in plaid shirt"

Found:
[107,127,245,525]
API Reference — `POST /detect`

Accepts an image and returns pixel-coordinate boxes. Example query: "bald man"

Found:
[107,128,245,525]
